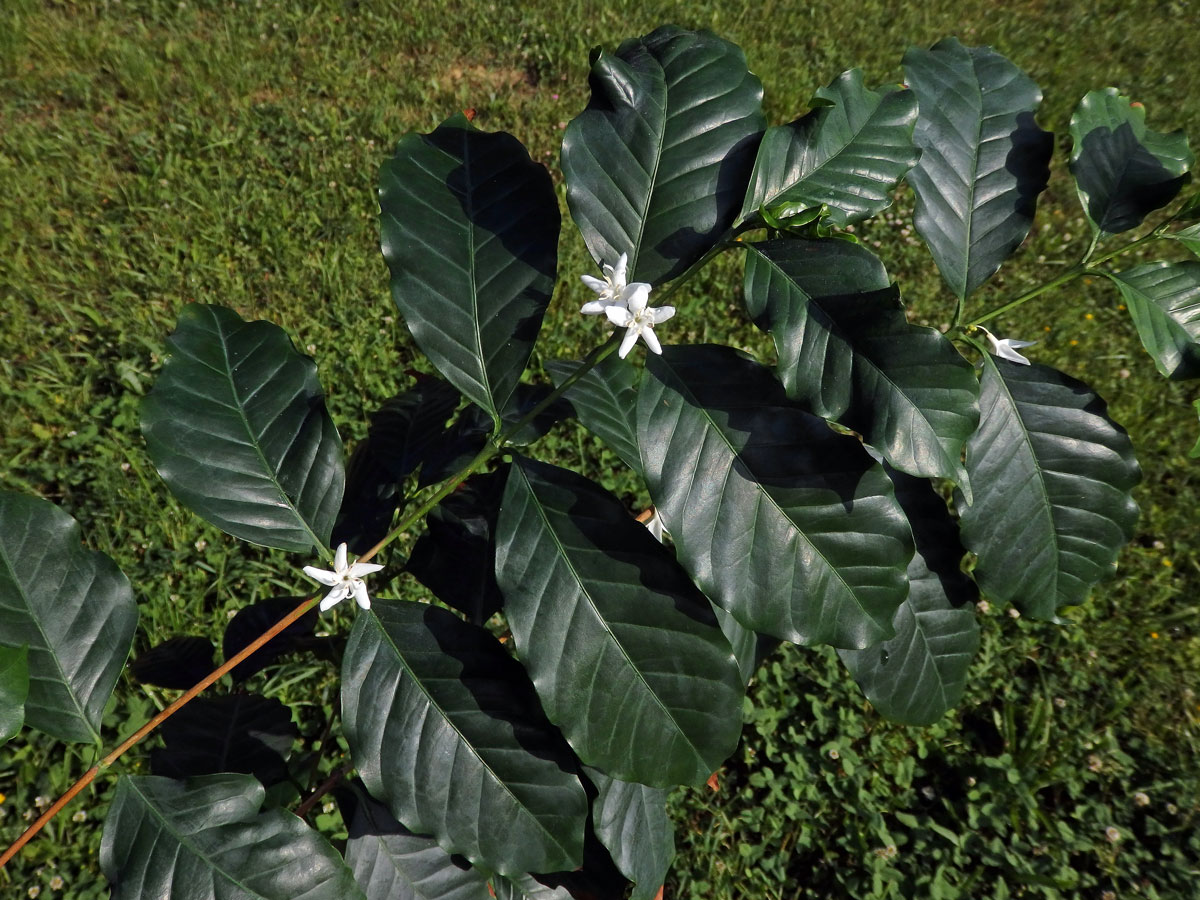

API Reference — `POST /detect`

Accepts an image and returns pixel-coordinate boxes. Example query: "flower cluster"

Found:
[581,253,675,358]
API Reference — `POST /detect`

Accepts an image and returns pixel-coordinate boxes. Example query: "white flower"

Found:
[303,542,384,611]
[605,284,675,358]
[581,253,645,315]
[979,326,1036,365]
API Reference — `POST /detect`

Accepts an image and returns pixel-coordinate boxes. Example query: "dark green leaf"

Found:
[332,441,403,555]
[1108,261,1200,379]
[342,600,587,876]
[369,378,463,482]
[380,113,558,421]
[1191,399,1200,458]
[129,636,215,690]
[407,468,508,624]
[0,492,137,743]
[150,694,298,787]
[494,457,743,787]
[562,26,764,284]
[904,38,1052,299]
[585,767,674,900]
[637,346,913,649]
[1164,222,1200,258]
[0,644,28,745]
[740,69,919,227]
[141,304,344,553]
[838,468,979,725]
[341,785,493,900]
[417,403,494,488]
[958,358,1140,619]
[500,383,576,446]
[223,597,318,681]
[744,239,979,489]
[547,356,642,477]
[101,774,364,900]
[1070,88,1194,236]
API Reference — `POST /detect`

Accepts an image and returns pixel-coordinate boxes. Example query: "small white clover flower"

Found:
[978,326,1036,365]
[303,542,384,612]
[605,284,675,358]
[580,253,648,315]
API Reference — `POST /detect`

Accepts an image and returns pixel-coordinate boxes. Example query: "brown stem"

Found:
[0,593,319,869]
[295,760,354,820]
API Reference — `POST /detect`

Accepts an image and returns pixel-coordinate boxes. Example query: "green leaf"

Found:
[150,694,298,788]
[740,69,920,228]
[141,304,344,553]
[585,767,674,900]
[0,644,28,745]
[744,239,979,490]
[1191,399,1200,458]
[547,356,642,477]
[379,113,559,421]
[341,600,587,876]
[342,786,493,900]
[1164,222,1200,257]
[957,358,1140,620]
[838,468,980,726]
[903,38,1053,300]
[562,25,765,285]
[100,774,365,900]
[1108,261,1200,379]
[637,345,913,649]
[0,492,137,744]
[494,457,743,787]
[1070,88,1194,236]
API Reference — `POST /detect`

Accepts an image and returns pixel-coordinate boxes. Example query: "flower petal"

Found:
[581,299,610,315]
[581,274,607,293]
[320,584,351,611]
[618,327,640,359]
[348,562,385,578]
[333,543,348,574]
[649,305,675,325]
[352,580,372,610]
[303,566,341,587]
[606,306,633,327]
[623,283,651,315]
[613,253,628,285]
[641,325,662,355]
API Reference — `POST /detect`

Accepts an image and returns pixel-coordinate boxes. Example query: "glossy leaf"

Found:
[740,68,919,227]
[1070,88,1194,236]
[744,239,979,489]
[0,492,137,743]
[0,644,28,745]
[129,636,215,690]
[958,358,1140,619]
[904,38,1052,299]
[839,468,979,725]
[150,694,298,787]
[1164,222,1200,258]
[494,457,743,787]
[1108,261,1200,379]
[379,113,558,421]
[547,356,642,477]
[585,767,674,900]
[331,441,403,554]
[407,468,508,624]
[342,600,588,876]
[637,346,913,649]
[100,774,364,900]
[141,304,344,553]
[369,378,463,482]
[561,25,765,284]
[341,784,493,900]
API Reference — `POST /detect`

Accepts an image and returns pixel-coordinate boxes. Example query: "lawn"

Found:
[2,0,1198,897]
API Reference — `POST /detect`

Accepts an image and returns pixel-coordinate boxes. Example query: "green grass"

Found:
[2,0,1199,896]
